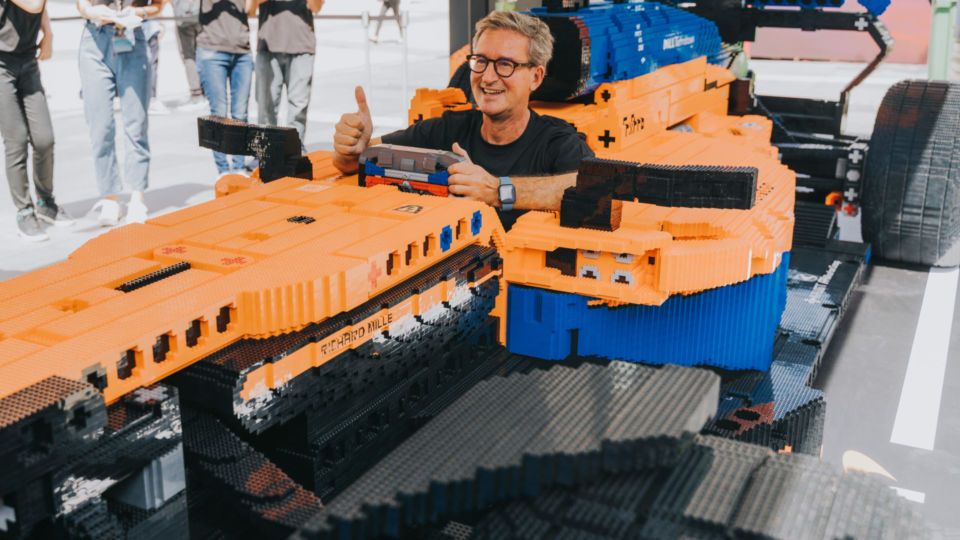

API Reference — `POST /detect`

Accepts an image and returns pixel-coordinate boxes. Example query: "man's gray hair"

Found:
[473,11,554,69]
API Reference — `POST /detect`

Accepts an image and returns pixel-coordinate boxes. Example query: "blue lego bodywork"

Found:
[528,2,725,98]
[507,252,790,371]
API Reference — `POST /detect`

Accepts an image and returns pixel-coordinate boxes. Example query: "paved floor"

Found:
[2,3,958,536]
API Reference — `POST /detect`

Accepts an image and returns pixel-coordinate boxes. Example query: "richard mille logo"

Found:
[663,35,695,49]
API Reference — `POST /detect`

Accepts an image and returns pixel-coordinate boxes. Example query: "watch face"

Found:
[499,184,516,205]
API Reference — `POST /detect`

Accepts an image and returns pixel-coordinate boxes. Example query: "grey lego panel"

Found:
[677,436,772,528]
[465,432,932,540]
[298,363,719,538]
[108,443,186,511]
[731,453,838,540]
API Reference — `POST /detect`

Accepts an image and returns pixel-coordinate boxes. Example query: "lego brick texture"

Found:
[293,362,719,539]
[528,2,725,100]
[181,407,323,538]
[0,377,106,497]
[263,339,507,503]
[705,241,869,453]
[1,384,187,539]
[507,253,789,371]
[861,79,960,266]
[792,200,838,248]
[197,116,310,183]
[172,245,501,434]
[463,434,929,539]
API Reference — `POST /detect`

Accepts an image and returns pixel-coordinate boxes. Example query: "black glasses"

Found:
[466,54,535,78]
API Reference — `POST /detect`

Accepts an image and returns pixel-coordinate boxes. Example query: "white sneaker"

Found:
[180,95,207,111]
[127,192,148,224]
[148,99,170,115]
[92,198,120,227]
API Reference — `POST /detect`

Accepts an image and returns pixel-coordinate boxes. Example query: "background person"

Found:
[0,0,72,242]
[76,0,162,225]
[196,0,254,174]
[145,16,168,113]
[248,0,323,144]
[172,0,203,103]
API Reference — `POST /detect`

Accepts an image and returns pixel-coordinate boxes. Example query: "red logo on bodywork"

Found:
[368,262,382,288]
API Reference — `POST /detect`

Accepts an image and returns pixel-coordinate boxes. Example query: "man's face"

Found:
[471,28,545,120]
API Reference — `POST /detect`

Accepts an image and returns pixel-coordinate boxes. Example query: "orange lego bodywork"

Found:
[408,58,794,306]
[0,180,503,406]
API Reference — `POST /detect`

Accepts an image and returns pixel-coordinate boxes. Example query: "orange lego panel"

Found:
[502,114,795,306]
[0,181,503,406]
[407,88,471,127]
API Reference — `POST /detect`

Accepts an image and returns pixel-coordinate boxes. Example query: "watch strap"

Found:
[499,176,514,211]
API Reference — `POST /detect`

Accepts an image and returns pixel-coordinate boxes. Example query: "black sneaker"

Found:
[36,199,75,227]
[16,210,49,242]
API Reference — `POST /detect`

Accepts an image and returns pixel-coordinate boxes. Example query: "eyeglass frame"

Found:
[466,54,537,78]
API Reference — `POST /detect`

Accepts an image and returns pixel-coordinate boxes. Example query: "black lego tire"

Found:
[861,79,960,267]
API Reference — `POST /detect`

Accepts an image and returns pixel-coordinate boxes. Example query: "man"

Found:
[248,0,323,143]
[333,10,593,229]
[0,0,72,241]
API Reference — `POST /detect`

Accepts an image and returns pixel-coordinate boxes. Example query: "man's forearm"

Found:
[513,172,577,211]
[41,8,52,35]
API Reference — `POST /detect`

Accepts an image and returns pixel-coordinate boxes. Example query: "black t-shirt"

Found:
[0,0,42,55]
[381,108,594,228]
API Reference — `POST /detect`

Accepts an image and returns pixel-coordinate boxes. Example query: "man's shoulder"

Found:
[437,108,481,123]
[531,111,581,135]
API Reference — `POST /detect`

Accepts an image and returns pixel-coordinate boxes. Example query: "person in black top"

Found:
[0,0,72,241]
[332,10,593,229]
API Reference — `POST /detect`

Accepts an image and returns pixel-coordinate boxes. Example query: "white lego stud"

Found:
[611,270,634,285]
[579,265,600,280]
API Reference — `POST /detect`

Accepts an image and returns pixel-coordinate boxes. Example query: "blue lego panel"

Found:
[363,161,386,177]
[426,171,450,185]
[529,2,724,98]
[471,210,482,236]
[857,0,889,15]
[506,252,790,371]
[440,225,453,252]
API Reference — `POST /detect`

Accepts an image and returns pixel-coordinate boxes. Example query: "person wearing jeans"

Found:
[172,0,203,101]
[248,0,323,144]
[196,0,253,174]
[77,0,162,226]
